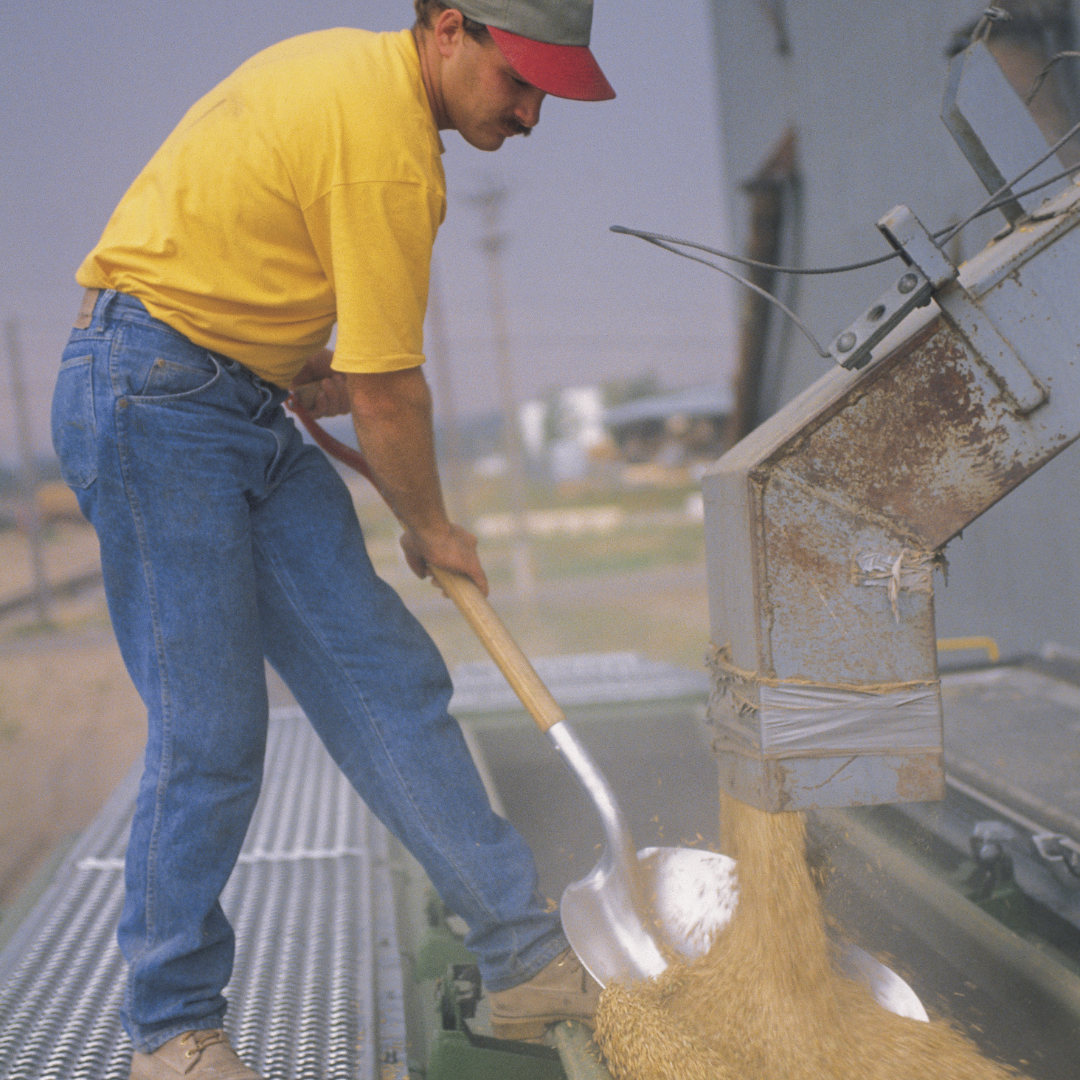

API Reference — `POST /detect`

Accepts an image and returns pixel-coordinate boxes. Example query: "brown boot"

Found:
[129,1029,263,1079]
[488,948,601,1041]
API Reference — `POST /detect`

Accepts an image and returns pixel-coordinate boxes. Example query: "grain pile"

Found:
[593,790,1023,1080]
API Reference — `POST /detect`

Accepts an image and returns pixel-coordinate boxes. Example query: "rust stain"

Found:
[781,322,1044,546]
[893,754,945,801]
[770,761,794,812]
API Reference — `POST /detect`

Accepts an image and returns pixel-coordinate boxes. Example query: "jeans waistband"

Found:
[74,288,288,404]
[74,287,152,330]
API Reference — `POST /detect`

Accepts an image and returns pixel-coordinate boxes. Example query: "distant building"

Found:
[519,386,609,483]
[602,385,733,469]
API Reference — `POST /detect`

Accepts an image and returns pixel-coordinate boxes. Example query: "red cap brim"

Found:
[488,26,615,101]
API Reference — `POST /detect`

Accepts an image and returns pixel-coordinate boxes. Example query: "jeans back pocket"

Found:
[51,353,97,490]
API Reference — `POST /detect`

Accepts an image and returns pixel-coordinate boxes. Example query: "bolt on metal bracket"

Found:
[831,206,1049,415]
[831,206,955,371]
[830,266,934,370]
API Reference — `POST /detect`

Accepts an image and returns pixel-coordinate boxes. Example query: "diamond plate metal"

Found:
[0,710,408,1080]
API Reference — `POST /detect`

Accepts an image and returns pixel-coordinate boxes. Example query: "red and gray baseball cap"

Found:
[454,0,615,101]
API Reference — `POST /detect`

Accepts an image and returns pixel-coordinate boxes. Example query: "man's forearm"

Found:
[346,367,446,530]
[346,368,487,591]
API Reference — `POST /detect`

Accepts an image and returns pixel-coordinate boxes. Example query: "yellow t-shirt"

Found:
[77,28,446,387]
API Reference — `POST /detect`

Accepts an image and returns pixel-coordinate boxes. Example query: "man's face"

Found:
[439,30,546,151]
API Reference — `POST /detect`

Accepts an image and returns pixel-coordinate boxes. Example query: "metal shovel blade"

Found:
[552,729,925,1019]
[423,567,676,985]
[610,846,929,1022]
[548,721,670,985]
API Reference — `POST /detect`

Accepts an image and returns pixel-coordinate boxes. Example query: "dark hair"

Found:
[413,0,490,43]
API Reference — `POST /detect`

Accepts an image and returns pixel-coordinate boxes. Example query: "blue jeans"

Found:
[51,291,565,1053]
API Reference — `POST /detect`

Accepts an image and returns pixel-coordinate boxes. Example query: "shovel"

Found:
[289,401,926,1019]
[429,564,670,985]
[427,567,928,1021]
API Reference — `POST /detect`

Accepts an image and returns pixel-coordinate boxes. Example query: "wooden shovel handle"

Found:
[429,565,566,733]
[281,411,562,730]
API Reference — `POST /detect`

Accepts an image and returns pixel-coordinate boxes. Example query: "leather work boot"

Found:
[489,948,601,1041]
[130,1029,263,1079]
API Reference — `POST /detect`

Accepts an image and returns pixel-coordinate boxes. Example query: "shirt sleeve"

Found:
[305,178,444,373]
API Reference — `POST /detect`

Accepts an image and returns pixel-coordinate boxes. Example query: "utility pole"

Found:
[4,319,52,624]
[470,180,536,601]
[426,268,468,524]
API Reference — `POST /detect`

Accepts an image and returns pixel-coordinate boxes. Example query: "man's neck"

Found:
[411,25,449,130]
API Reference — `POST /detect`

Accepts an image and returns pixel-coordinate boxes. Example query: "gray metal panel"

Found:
[701,464,762,676]
[0,712,407,1080]
[700,177,1080,807]
[709,0,1001,372]
[708,0,1080,660]
[943,665,1080,832]
[943,38,1064,218]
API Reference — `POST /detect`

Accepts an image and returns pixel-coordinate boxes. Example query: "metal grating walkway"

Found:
[0,709,408,1080]
[448,651,709,713]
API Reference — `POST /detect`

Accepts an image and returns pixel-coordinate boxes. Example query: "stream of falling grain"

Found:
[593,790,1023,1080]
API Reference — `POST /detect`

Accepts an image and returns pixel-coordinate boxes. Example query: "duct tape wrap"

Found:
[755,682,942,751]
[706,645,942,756]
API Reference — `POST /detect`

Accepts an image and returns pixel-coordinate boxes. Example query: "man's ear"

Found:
[433,7,466,59]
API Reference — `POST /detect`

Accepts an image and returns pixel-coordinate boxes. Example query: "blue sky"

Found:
[1,1,734,459]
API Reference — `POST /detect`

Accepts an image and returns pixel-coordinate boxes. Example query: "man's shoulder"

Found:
[232,28,430,145]
[227,28,439,195]
[235,28,416,95]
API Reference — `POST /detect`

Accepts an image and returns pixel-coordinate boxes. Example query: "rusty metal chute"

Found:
[704,154,1080,810]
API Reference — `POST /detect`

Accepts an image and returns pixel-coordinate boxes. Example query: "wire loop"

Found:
[612,111,1080,366]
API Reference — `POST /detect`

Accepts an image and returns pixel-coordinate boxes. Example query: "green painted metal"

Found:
[550,1021,616,1080]
[414,892,476,981]
[427,1027,567,1080]
[427,964,567,1080]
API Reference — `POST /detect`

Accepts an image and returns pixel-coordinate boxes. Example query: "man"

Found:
[51,3,616,1077]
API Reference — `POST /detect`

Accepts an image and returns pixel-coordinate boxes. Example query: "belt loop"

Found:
[98,288,119,324]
